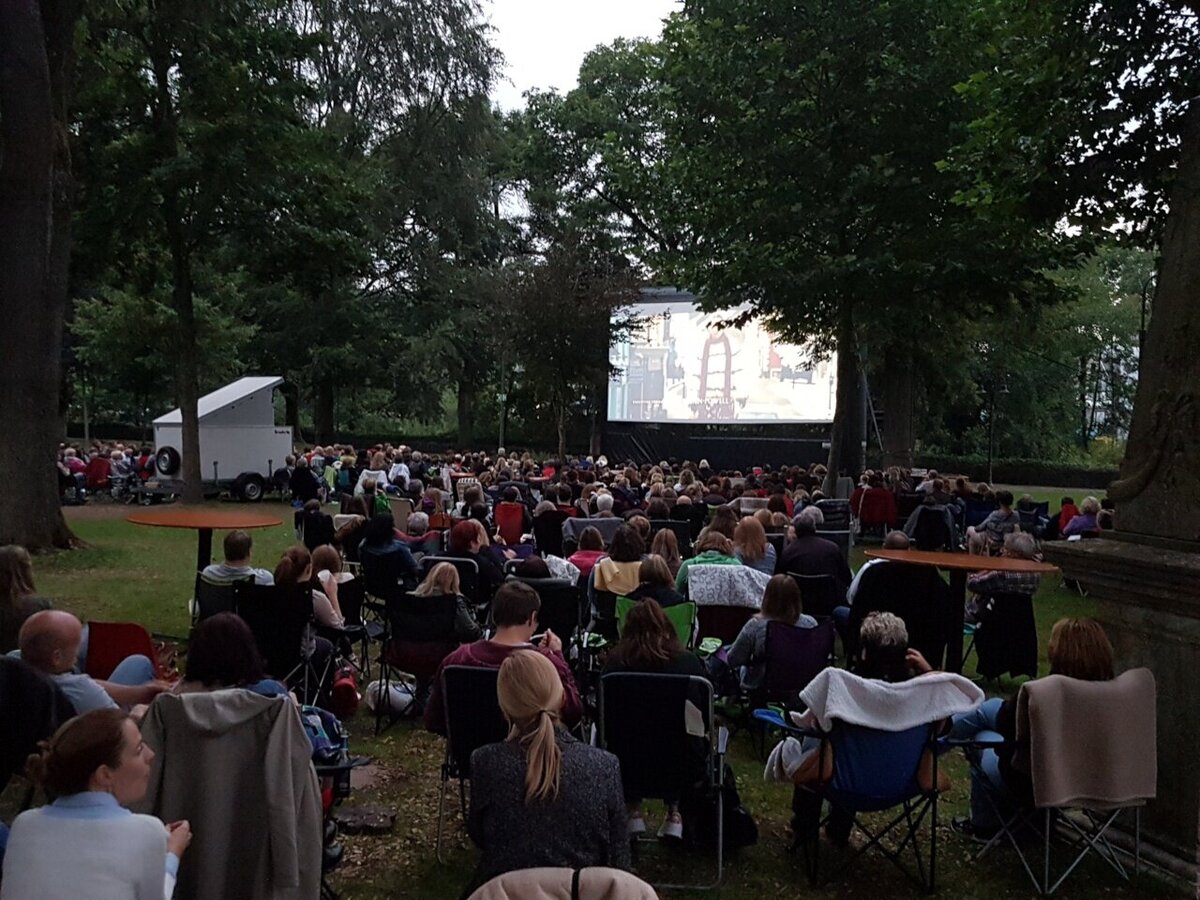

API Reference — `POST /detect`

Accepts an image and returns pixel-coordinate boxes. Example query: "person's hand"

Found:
[502,549,517,560]
[130,703,150,721]
[137,680,172,704]
[906,648,934,675]
[540,629,562,654]
[166,820,192,857]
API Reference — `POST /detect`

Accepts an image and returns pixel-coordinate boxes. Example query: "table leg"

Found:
[197,528,214,574]
[946,569,967,673]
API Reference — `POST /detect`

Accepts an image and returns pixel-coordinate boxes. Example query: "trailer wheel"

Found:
[234,473,265,502]
[155,446,181,477]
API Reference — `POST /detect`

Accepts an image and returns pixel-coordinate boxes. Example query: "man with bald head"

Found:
[18,610,168,714]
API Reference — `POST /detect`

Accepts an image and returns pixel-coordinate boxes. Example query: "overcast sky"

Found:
[486,0,679,111]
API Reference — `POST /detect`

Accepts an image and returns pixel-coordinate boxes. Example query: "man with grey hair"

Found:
[594,492,615,517]
[775,503,851,600]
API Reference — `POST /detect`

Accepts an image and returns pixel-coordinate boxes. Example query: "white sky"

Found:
[486,0,679,111]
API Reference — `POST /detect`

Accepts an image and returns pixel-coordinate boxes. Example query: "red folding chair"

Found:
[84,622,162,680]
[493,501,526,546]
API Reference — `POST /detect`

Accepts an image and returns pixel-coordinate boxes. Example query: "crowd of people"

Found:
[5,443,1130,896]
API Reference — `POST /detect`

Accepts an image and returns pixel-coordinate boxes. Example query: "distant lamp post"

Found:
[986,374,1009,486]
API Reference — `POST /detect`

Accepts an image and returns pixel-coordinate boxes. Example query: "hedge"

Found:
[912,455,1117,490]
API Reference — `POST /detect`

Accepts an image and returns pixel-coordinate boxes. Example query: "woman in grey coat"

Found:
[467,650,629,888]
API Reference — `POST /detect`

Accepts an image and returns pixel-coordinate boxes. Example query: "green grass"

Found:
[19,502,1187,900]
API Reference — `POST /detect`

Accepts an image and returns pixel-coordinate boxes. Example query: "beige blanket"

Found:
[1015,668,1156,810]
[468,867,658,900]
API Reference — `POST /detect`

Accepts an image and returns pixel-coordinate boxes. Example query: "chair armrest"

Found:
[716,725,730,756]
[940,738,1010,750]
[751,707,823,739]
[314,755,372,778]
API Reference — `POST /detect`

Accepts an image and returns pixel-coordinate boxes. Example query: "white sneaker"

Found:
[658,813,684,841]
[627,814,646,837]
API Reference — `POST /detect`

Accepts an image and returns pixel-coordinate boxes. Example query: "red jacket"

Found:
[424,640,582,734]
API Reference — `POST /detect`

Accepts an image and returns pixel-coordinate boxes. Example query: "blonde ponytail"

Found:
[497,650,565,804]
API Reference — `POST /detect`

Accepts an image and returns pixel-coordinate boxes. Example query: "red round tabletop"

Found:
[127,509,282,530]
[128,508,283,572]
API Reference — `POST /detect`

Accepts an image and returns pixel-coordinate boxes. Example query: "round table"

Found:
[127,509,284,573]
[863,548,1059,673]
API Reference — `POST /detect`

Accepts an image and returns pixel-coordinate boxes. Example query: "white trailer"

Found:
[149,376,294,501]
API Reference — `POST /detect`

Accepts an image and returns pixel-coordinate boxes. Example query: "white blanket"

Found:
[687,564,768,608]
[795,668,983,733]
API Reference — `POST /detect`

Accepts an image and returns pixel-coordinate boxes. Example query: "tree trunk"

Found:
[1078,355,1090,449]
[314,374,335,443]
[0,0,78,549]
[150,25,202,503]
[824,297,860,496]
[879,345,915,468]
[457,376,475,446]
[556,397,568,464]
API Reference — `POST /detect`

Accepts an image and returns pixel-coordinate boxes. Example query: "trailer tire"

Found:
[155,446,181,477]
[234,473,265,502]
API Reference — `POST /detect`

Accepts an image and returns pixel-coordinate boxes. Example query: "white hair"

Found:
[595,492,614,513]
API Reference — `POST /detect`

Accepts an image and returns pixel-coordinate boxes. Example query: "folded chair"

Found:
[375,591,460,735]
[437,665,508,863]
[955,669,1156,895]
[599,672,728,890]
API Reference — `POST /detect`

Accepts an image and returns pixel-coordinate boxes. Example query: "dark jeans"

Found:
[791,787,853,846]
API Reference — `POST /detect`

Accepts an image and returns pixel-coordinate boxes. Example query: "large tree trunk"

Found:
[314,374,335,443]
[824,297,860,496]
[879,345,915,468]
[150,26,202,503]
[0,0,78,549]
[457,376,475,446]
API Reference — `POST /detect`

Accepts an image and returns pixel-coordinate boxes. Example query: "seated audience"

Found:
[626,514,652,545]
[446,519,506,602]
[949,618,1114,839]
[591,525,646,601]
[174,612,288,698]
[594,492,616,517]
[704,505,739,540]
[296,499,335,550]
[604,599,707,839]
[0,544,53,655]
[1062,495,1102,537]
[200,530,273,585]
[354,451,391,496]
[627,556,687,608]
[675,530,741,594]
[273,546,336,672]
[775,507,851,598]
[309,545,347,628]
[425,582,582,734]
[726,574,818,691]
[289,457,323,504]
[648,529,683,578]
[19,611,168,714]
[413,562,483,643]
[733,516,777,575]
[359,512,420,589]
[467,651,627,888]
[567,526,607,579]
[966,490,1021,554]
[968,531,1042,598]
[1,708,192,899]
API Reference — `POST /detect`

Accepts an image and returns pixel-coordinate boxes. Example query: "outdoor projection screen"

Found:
[608,299,837,424]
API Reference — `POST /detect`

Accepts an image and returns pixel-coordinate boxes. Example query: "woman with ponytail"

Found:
[466,650,628,887]
[1,709,191,898]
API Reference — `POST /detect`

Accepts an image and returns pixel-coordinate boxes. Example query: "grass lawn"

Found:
[16,500,1184,900]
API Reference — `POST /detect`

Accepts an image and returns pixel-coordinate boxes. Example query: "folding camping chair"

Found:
[754,708,945,891]
[436,665,508,863]
[420,555,482,613]
[953,669,1156,895]
[531,510,568,557]
[743,620,835,756]
[375,591,459,735]
[193,573,246,623]
[599,672,729,890]
[786,572,840,619]
[236,583,331,705]
[84,621,163,680]
[615,596,696,648]
[649,519,693,559]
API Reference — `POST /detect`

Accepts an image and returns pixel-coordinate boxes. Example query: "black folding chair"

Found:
[972,591,1038,681]
[376,591,460,735]
[436,666,508,863]
[532,510,568,557]
[332,577,382,681]
[649,519,693,559]
[420,555,482,611]
[506,575,581,645]
[193,573,245,623]
[236,583,330,705]
[786,572,840,618]
[599,672,728,891]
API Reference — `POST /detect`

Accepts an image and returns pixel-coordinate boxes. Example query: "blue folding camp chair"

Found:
[754,707,943,891]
